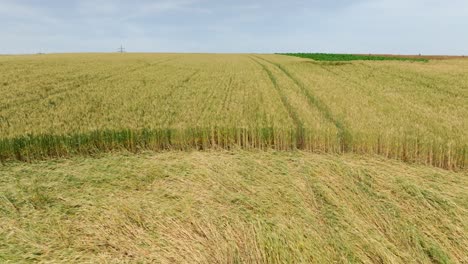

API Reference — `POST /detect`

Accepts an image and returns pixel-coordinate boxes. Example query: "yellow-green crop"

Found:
[0,53,466,169]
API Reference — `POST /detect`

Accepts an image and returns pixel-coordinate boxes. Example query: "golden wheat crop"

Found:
[0,53,466,169]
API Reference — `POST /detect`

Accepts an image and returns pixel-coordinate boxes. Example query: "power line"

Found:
[118,45,125,53]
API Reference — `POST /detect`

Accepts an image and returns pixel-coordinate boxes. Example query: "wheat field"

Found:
[1,53,467,263]
[0,53,467,169]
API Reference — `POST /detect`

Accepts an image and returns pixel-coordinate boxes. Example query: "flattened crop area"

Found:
[1,151,467,263]
[0,53,466,169]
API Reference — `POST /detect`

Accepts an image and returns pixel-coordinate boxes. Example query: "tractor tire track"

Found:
[254,56,352,151]
[249,56,305,148]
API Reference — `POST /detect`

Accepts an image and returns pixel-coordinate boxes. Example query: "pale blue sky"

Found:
[1,0,467,55]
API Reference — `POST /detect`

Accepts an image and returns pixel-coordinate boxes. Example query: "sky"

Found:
[1,0,467,55]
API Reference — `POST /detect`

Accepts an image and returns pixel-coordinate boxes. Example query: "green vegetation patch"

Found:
[279,53,429,62]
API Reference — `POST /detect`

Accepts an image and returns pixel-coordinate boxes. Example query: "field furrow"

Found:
[250,57,303,146]
[255,55,352,151]
[260,54,467,168]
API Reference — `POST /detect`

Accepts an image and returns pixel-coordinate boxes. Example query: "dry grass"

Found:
[0,53,466,169]
[0,150,467,263]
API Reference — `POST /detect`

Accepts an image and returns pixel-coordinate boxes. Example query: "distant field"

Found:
[279,53,429,62]
[1,151,467,263]
[0,53,467,169]
[359,54,468,60]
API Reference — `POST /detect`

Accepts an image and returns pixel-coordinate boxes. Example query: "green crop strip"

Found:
[0,127,290,162]
[279,53,429,62]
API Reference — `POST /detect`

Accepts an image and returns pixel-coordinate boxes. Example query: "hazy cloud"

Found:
[0,0,467,54]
